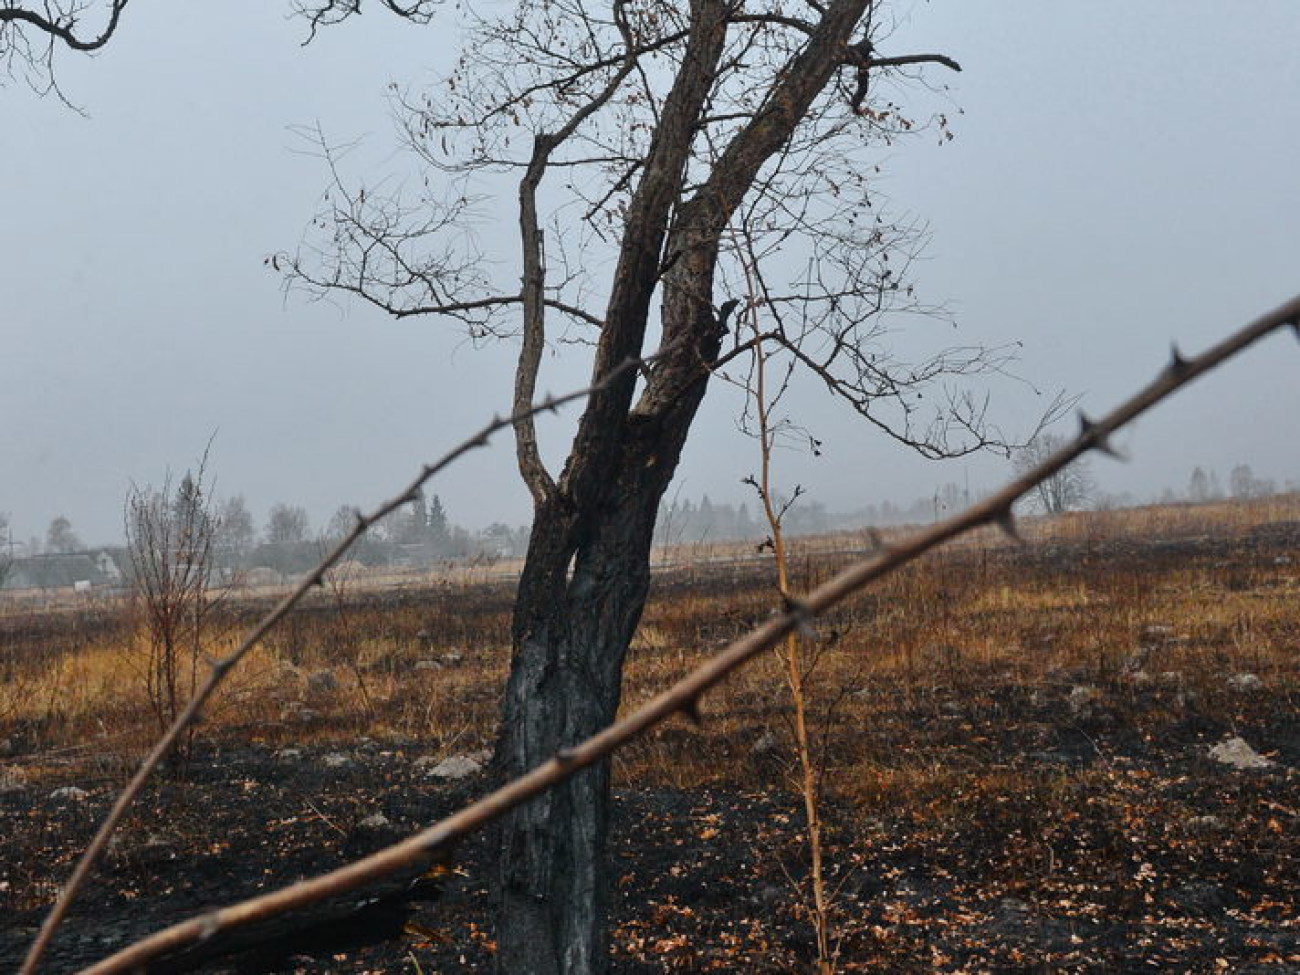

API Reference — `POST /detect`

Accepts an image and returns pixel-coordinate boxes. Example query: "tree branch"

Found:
[851,52,962,114]
[637,0,873,418]
[514,0,640,505]
[867,52,962,73]
[293,0,440,44]
[0,0,127,52]
[559,0,732,501]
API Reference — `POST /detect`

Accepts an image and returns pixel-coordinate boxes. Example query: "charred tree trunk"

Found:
[493,4,873,970]
[495,355,722,975]
[494,7,734,966]
[494,490,654,975]
[496,185,731,972]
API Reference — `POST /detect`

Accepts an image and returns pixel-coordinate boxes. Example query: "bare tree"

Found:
[124,463,220,760]
[324,503,363,541]
[45,514,81,553]
[738,287,837,972]
[1014,432,1095,514]
[214,494,256,566]
[1187,465,1223,503]
[264,502,310,544]
[276,4,1048,972]
[1229,463,1274,499]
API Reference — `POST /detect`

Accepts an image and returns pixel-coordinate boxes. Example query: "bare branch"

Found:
[291,0,441,45]
[636,0,876,421]
[0,0,128,101]
[868,51,962,73]
[514,0,640,504]
[557,0,733,501]
[847,36,963,115]
[0,0,127,52]
[74,294,1300,975]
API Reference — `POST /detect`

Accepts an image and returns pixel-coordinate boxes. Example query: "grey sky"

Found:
[2,2,1297,548]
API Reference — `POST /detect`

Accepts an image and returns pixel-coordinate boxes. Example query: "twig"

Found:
[18,356,644,975]
[70,294,1300,975]
[302,798,348,839]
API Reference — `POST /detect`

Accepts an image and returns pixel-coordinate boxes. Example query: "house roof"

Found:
[1,552,118,591]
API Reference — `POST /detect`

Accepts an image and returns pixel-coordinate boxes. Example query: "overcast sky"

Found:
[2,2,1298,548]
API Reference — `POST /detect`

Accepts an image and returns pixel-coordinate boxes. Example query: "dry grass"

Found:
[2,495,1298,796]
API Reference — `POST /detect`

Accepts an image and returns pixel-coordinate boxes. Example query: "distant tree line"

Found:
[1177,463,1278,505]
[215,488,529,576]
[2,484,531,590]
[1,459,1294,589]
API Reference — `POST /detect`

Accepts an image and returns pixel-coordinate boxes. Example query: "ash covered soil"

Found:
[2,527,1300,973]
[4,692,1298,973]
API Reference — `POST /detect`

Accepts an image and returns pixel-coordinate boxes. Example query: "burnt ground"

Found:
[2,679,1298,974]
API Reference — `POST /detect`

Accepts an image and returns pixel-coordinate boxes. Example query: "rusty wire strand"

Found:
[61,293,1300,975]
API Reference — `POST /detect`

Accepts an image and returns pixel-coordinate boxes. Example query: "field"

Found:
[2,498,1298,973]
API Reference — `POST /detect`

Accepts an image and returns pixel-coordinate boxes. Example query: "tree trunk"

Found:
[495,256,725,972]
[492,5,873,968]
[494,402,706,974]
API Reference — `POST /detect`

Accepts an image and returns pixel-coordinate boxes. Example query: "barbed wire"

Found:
[27,293,1300,975]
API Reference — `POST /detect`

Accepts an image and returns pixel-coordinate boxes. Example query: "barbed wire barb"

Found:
[1077,409,1122,459]
[1167,343,1192,378]
[994,508,1022,542]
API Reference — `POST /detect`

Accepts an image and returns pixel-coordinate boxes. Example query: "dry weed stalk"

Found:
[29,293,1300,975]
[736,250,837,971]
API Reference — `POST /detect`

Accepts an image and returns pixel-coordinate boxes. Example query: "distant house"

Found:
[94,550,123,583]
[0,551,122,592]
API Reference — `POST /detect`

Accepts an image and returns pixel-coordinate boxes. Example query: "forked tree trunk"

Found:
[495,403,711,975]
[493,5,873,970]
[494,511,648,974]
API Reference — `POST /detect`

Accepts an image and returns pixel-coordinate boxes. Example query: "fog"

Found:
[2,2,1297,550]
